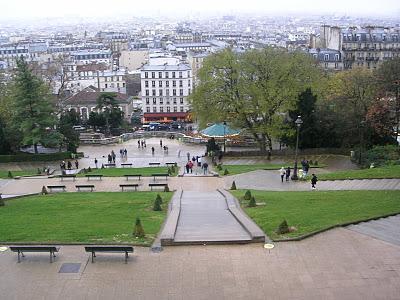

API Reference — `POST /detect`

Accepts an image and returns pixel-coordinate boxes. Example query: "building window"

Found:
[172,72,175,78]
[188,89,191,95]
[173,89,176,96]
[173,107,177,112]
[334,54,339,61]
[180,98,184,104]
[159,81,162,87]
[160,107,164,112]
[145,90,149,96]
[187,71,190,77]
[188,80,191,87]
[179,71,182,78]
[153,98,156,104]
[165,72,169,78]
[166,90,170,96]
[173,98,177,104]
[179,89,183,96]
[158,72,162,78]
[151,72,155,78]
[153,107,157,112]
[159,89,163,96]
[166,81,169,87]
[146,98,149,104]
[166,98,170,104]
[180,106,184,112]
[179,80,183,87]
[173,81,176,87]
[105,83,108,88]
[145,72,148,78]
[146,107,150,112]
[160,98,163,104]
[167,107,170,112]
[324,54,329,61]
[152,81,155,87]
[152,89,156,96]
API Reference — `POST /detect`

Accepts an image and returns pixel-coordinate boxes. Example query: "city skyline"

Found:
[1,0,400,21]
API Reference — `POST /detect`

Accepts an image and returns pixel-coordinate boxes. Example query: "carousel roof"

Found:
[200,123,240,137]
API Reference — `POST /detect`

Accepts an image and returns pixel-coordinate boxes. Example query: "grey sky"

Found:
[1,0,399,20]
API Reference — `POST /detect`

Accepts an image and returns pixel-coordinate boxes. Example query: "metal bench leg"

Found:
[17,251,21,263]
[91,252,95,263]
[50,251,53,263]
[125,252,128,264]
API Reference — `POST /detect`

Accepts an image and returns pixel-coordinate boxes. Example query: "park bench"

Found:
[124,174,142,181]
[9,246,60,263]
[165,162,177,166]
[47,185,66,192]
[76,185,95,192]
[104,163,116,168]
[149,162,161,166]
[85,174,103,181]
[119,184,139,191]
[149,183,168,191]
[121,163,133,168]
[152,173,169,181]
[59,174,76,181]
[84,246,134,263]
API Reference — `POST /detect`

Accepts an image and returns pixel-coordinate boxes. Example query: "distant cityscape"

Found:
[0,14,399,124]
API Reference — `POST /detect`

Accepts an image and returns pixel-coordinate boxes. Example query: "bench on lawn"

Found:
[104,163,116,168]
[149,162,160,166]
[76,185,95,192]
[85,174,103,181]
[84,246,134,263]
[47,185,66,192]
[152,173,169,181]
[119,184,139,191]
[165,162,177,166]
[149,183,168,191]
[9,246,60,263]
[121,163,133,168]
[124,174,141,181]
[60,174,76,181]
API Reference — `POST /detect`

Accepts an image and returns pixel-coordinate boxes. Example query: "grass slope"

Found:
[0,170,39,179]
[0,192,172,245]
[316,165,400,180]
[231,190,400,240]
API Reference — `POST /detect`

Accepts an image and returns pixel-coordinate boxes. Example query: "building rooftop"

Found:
[142,64,191,71]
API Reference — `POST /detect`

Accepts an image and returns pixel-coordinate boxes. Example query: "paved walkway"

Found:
[347,215,400,246]
[224,170,400,191]
[0,228,399,299]
[173,191,252,243]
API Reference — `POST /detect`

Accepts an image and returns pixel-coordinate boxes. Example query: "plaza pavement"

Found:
[0,228,399,299]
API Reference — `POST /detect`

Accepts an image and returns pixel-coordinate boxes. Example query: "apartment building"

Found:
[70,50,112,66]
[140,62,192,123]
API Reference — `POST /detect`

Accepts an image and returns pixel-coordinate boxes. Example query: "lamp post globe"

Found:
[291,116,303,180]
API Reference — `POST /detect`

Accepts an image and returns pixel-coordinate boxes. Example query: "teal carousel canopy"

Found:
[200,123,240,138]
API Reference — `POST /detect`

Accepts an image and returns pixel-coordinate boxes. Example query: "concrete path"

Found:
[225,170,400,191]
[1,228,399,299]
[173,191,252,243]
[347,215,400,246]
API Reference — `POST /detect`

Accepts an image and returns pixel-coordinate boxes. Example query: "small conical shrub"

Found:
[277,219,290,234]
[168,167,172,175]
[7,171,13,178]
[156,193,163,204]
[248,196,256,207]
[164,185,170,192]
[171,165,176,174]
[309,160,313,165]
[244,190,252,200]
[133,217,145,238]
[37,168,42,175]
[101,164,105,169]
[217,164,222,171]
[41,186,48,195]
[230,181,236,190]
[88,167,92,172]
[224,168,229,175]
[153,198,162,211]
[0,195,4,207]
[314,161,318,166]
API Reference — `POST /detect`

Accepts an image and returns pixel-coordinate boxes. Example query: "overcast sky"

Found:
[1,0,399,20]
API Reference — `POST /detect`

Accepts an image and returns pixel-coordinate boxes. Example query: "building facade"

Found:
[140,63,193,123]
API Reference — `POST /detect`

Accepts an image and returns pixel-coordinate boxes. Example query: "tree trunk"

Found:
[34,143,38,154]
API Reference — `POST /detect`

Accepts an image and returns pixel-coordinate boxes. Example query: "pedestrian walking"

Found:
[198,156,202,168]
[151,147,155,155]
[304,160,310,177]
[177,150,181,158]
[188,160,194,173]
[185,162,190,173]
[279,167,286,183]
[160,139,163,148]
[112,154,116,164]
[75,160,79,169]
[108,154,112,164]
[187,152,190,161]
[67,161,72,170]
[202,162,209,175]
[285,166,291,181]
[138,140,140,148]
[311,174,318,190]
[124,149,127,157]
[94,158,98,168]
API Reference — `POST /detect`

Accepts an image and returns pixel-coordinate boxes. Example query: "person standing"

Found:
[151,147,155,155]
[185,162,190,174]
[67,161,72,170]
[285,166,291,181]
[311,174,318,190]
[138,140,140,148]
[203,162,209,175]
[187,152,190,161]
[160,139,163,148]
[279,167,286,183]
[94,158,98,168]
[188,160,194,173]
[75,160,79,169]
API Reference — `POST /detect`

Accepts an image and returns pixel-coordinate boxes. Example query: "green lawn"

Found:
[231,190,400,240]
[0,169,39,179]
[218,163,323,176]
[0,192,172,245]
[316,165,400,180]
[78,167,177,177]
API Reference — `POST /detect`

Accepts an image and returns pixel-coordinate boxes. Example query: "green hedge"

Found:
[0,152,73,163]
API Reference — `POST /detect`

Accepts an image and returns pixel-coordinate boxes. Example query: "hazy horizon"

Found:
[1,0,399,21]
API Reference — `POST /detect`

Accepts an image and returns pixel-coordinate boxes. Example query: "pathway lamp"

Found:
[291,116,303,180]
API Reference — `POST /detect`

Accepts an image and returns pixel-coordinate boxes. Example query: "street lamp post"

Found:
[223,121,227,153]
[358,120,366,165]
[291,116,303,181]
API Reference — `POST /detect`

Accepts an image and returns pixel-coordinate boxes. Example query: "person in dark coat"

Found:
[311,174,318,189]
[285,167,291,181]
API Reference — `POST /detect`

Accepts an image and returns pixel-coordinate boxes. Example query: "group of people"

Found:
[119,148,128,158]
[185,155,209,175]
[279,165,318,189]
[60,160,79,173]
[301,159,310,176]
[138,140,147,148]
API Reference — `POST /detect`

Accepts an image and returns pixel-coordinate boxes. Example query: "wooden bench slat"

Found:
[84,246,134,263]
[76,185,95,192]
[9,246,60,263]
